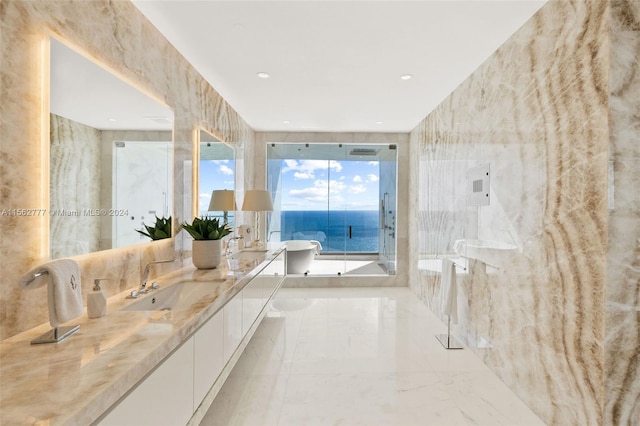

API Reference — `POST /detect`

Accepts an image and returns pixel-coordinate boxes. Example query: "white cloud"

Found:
[348,184,367,194]
[210,159,229,165]
[328,160,343,173]
[282,159,299,172]
[368,161,379,166]
[367,174,379,182]
[289,179,346,202]
[330,179,347,192]
[352,175,363,183]
[199,193,211,207]
[282,159,342,179]
[294,171,313,179]
[218,165,234,175]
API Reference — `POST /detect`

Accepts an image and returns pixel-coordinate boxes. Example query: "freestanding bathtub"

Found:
[285,240,322,274]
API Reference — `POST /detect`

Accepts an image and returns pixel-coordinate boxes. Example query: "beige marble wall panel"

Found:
[409,1,609,424]
[606,1,640,424]
[49,114,101,258]
[0,0,253,339]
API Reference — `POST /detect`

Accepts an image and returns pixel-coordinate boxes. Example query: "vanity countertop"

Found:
[0,247,285,425]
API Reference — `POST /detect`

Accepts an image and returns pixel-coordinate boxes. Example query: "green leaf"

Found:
[136,216,172,240]
[180,216,231,240]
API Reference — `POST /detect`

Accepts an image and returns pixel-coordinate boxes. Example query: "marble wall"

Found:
[606,1,640,423]
[49,114,102,258]
[409,0,611,424]
[0,0,254,339]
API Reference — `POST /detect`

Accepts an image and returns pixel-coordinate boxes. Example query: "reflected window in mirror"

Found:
[199,130,235,228]
[49,38,174,259]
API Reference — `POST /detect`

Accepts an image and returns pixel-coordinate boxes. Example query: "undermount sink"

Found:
[226,249,267,270]
[228,250,267,261]
[453,239,517,267]
[121,281,218,312]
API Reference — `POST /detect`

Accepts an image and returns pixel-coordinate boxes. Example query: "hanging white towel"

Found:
[309,240,323,254]
[20,259,83,327]
[440,258,458,324]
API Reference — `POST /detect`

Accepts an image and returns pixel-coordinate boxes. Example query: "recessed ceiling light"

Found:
[283,120,290,124]
[400,74,413,80]
[257,72,270,79]
[376,121,383,124]
[107,118,117,122]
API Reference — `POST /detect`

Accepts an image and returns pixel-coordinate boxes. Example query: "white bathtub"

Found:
[285,240,322,274]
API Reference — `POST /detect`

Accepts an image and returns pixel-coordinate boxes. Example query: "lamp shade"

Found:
[241,190,273,212]
[208,190,236,212]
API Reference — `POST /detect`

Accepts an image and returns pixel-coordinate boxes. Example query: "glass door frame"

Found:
[266,142,397,275]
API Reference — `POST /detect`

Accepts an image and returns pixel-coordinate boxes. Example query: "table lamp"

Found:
[208,190,236,225]
[241,190,273,248]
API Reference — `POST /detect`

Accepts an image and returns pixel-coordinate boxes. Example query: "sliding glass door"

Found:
[267,143,396,275]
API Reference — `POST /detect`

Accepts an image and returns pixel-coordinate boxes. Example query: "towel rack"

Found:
[24,270,49,286]
[20,269,81,344]
[436,256,466,272]
[436,256,464,350]
[436,316,463,350]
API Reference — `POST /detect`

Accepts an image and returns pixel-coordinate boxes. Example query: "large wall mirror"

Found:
[49,38,174,259]
[198,130,235,227]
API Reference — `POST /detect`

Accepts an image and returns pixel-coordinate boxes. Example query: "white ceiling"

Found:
[132,0,546,133]
[50,38,173,131]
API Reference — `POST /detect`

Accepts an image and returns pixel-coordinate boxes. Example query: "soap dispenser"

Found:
[88,279,108,319]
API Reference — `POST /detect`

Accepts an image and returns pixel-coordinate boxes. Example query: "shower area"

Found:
[266,143,397,276]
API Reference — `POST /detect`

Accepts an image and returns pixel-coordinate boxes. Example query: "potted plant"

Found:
[136,216,172,240]
[181,217,232,269]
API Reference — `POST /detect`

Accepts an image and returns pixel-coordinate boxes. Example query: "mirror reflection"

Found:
[49,38,174,258]
[198,130,235,227]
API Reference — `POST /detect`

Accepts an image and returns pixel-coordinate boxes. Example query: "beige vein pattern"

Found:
[49,114,102,258]
[0,0,254,339]
[409,1,610,424]
[606,1,640,424]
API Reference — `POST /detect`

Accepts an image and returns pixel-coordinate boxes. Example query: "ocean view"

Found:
[279,210,379,253]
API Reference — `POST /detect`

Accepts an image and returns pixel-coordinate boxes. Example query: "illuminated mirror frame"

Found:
[43,33,175,259]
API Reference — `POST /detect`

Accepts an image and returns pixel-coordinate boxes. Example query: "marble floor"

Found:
[200,287,545,426]
[297,259,388,276]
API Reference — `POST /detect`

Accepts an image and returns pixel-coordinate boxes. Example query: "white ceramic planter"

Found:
[192,239,223,269]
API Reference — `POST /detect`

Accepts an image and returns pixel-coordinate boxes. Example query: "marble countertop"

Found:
[0,247,285,425]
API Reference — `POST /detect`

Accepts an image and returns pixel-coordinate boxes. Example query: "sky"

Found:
[200,158,380,213]
[275,159,379,211]
[199,159,235,214]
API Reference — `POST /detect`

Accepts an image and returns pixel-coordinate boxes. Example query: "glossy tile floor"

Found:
[297,259,387,276]
[201,288,545,426]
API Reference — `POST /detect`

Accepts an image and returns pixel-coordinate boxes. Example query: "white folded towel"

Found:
[309,240,323,254]
[20,259,83,327]
[440,258,458,324]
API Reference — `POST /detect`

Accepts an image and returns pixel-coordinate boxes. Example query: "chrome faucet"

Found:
[140,258,175,293]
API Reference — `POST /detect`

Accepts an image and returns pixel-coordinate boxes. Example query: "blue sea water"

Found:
[279,210,379,253]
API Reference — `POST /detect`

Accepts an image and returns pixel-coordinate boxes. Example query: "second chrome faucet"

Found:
[128,258,176,299]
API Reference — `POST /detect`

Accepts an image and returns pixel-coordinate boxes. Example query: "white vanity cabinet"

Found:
[243,250,286,335]
[223,290,243,364]
[100,337,195,426]
[242,276,263,336]
[261,254,285,301]
[193,311,224,410]
[99,248,286,426]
